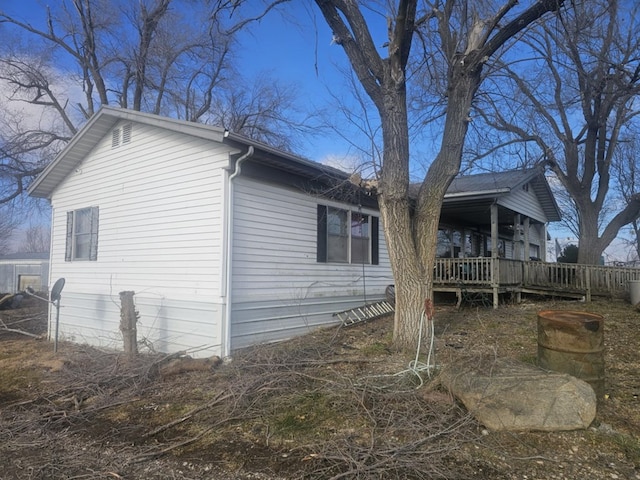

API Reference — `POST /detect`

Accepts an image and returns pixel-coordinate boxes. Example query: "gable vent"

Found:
[111,128,120,148]
[122,123,132,144]
[111,123,133,148]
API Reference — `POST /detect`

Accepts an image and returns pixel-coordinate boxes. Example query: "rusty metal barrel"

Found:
[537,310,605,400]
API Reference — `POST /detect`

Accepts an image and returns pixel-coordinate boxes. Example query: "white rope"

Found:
[403,310,437,388]
[357,309,437,391]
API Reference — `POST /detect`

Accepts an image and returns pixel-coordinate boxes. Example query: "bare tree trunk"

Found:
[378,87,425,349]
[119,291,138,357]
[72,0,109,111]
[577,217,602,265]
[133,0,171,111]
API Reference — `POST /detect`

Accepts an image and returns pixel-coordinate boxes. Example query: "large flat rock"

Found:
[439,357,596,432]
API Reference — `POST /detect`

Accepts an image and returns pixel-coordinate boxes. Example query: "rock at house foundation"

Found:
[439,357,596,432]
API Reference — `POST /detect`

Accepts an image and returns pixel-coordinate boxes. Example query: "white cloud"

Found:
[319,153,379,180]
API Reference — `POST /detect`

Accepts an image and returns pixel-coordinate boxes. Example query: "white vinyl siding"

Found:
[44,115,397,356]
[498,183,548,223]
[56,292,222,354]
[48,120,230,356]
[230,177,392,349]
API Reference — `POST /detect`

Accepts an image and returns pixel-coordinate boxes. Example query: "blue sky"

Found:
[236,2,355,160]
[233,2,393,168]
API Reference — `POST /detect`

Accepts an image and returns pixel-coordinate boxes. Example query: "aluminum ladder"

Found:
[334,301,395,327]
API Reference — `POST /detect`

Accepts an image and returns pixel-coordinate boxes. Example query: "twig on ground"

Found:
[141,390,232,439]
[0,319,43,338]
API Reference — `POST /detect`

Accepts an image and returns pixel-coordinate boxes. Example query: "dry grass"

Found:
[0,296,639,479]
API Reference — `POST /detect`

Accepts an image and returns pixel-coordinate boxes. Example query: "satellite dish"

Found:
[50,278,66,302]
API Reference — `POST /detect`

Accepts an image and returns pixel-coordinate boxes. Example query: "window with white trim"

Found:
[317,205,378,264]
[65,207,99,261]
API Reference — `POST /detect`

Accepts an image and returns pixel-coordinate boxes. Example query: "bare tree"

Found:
[0,0,236,118]
[0,0,309,221]
[0,206,17,255]
[481,0,640,264]
[312,0,564,350]
[208,73,312,152]
[613,137,640,262]
[18,224,51,253]
[0,53,77,199]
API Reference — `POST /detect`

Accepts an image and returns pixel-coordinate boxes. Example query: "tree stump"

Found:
[119,291,139,357]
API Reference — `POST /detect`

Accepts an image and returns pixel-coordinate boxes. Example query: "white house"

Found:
[28,107,393,357]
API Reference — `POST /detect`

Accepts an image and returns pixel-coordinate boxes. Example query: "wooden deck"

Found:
[433,258,640,308]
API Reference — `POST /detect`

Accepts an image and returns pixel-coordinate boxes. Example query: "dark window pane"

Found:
[351,213,370,264]
[327,208,348,263]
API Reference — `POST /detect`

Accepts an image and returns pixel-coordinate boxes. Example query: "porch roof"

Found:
[440,168,561,227]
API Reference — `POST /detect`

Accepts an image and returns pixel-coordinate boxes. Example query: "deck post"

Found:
[491,203,499,308]
[514,213,522,260]
[523,217,530,261]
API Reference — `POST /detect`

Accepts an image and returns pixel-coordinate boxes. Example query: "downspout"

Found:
[222,145,254,358]
[46,206,55,342]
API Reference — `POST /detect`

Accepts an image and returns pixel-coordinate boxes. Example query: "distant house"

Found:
[28,107,561,356]
[0,252,49,294]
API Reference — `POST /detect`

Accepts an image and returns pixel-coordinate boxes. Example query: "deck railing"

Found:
[433,257,494,284]
[433,257,640,299]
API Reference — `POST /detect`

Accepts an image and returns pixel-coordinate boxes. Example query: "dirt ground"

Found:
[0,294,639,479]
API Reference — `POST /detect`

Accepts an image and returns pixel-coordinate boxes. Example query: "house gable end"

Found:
[28,107,231,199]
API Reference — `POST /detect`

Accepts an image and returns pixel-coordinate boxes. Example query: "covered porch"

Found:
[433,168,564,307]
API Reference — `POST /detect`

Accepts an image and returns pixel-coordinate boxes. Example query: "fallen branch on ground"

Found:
[141,390,232,439]
[0,319,44,338]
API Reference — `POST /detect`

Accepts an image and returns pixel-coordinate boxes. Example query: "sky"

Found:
[236,2,356,161]
[0,0,637,263]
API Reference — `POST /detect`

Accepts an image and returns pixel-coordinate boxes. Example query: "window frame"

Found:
[65,206,99,262]
[317,205,379,265]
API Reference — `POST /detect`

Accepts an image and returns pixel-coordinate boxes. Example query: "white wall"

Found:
[498,183,547,223]
[48,120,230,355]
[230,176,393,349]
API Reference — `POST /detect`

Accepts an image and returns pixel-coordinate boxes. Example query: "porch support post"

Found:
[449,229,455,258]
[523,217,530,260]
[514,213,522,260]
[517,216,531,305]
[491,203,499,308]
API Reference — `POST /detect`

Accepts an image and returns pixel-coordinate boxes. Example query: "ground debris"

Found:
[0,298,639,479]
